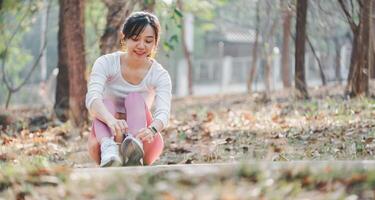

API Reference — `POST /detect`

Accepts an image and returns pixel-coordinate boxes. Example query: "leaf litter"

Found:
[0,85,375,199]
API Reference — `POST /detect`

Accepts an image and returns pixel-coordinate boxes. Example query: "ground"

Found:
[0,85,375,199]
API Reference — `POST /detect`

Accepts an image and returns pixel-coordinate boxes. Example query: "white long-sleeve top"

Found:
[85,51,172,127]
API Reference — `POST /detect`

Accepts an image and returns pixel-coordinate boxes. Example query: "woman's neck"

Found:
[123,53,149,70]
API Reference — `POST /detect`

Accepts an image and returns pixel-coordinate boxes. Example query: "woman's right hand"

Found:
[106,117,128,138]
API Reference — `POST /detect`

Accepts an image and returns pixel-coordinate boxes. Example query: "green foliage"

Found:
[155,0,227,58]
[85,0,107,68]
[0,0,44,104]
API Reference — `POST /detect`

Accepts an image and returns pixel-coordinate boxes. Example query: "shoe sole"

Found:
[120,138,144,166]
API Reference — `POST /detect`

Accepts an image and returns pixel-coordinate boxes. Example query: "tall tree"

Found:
[338,0,372,97]
[177,0,194,95]
[247,0,260,93]
[55,0,87,126]
[99,0,137,54]
[1,1,49,108]
[333,36,343,83]
[371,1,375,79]
[281,0,292,88]
[295,0,309,99]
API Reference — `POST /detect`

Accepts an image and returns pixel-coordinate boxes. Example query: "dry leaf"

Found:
[204,111,214,123]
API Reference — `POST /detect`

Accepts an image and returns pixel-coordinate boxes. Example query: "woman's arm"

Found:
[86,56,128,140]
[136,67,172,143]
[151,69,172,132]
[89,99,116,125]
[89,99,128,140]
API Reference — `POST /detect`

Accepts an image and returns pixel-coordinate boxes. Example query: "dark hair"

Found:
[122,11,161,45]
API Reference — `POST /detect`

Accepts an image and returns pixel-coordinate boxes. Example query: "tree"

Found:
[281,0,292,88]
[54,0,87,126]
[247,0,260,93]
[99,0,138,54]
[371,1,375,79]
[0,1,48,108]
[338,0,372,97]
[294,0,309,99]
[177,0,193,95]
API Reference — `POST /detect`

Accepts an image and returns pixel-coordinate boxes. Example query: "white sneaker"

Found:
[120,134,144,166]
[100,137,122,167]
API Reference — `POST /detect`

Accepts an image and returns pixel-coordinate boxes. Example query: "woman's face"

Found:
[125,24,156,60]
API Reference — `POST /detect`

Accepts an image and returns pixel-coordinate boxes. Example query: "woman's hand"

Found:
[136,128,155,143]
[107,117,128,141]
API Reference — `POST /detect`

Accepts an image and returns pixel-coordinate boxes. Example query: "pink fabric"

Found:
[90,92,164,165]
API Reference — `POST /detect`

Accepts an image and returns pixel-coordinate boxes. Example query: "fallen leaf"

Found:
[204,111,214,123]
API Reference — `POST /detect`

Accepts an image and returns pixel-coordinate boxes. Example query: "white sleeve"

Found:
[85,56,109,110]
[153,69,172,128]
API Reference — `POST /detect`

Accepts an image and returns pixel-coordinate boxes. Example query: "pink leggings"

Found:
[87,92,164,165]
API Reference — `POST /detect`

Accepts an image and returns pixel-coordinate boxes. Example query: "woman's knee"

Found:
[143,134,164,165]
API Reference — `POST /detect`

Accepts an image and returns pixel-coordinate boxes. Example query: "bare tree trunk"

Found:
[39,0,49,106]
[40,0,48,84]
[334,37,342,83]
[281,0,292,88]
[55,0,87,126]
[306,35,326,85]
[177,0,193,95]
[295,0,309,99]
[247,0,260,93]
[263,18,278,95]
[99,0,137,55]
[371,1,375,79]
[346,0,372,97]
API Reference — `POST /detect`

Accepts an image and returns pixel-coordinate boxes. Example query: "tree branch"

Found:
[1,1,33,88]
[306,35,326,85]
[2,0,51,108]
[338,0,358,32]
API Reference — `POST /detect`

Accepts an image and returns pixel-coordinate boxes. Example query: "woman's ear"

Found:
[120,32,125,39]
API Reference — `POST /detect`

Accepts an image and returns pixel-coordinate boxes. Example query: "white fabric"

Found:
[85,51,172,127]
[100,137,122,167]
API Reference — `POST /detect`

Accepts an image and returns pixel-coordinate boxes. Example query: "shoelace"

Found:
[126,134,143,149]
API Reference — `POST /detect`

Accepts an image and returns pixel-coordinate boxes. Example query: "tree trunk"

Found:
[39,0,49,106]
[371,1,375,79]
[40,0,48,83]
[281,0,292,88]
[295,0,309,99]
[177,0,193,95]
[345,0,372,97]
[247,0,260,93]
[306,35,326,85]
[55,0,70,122]
[334,37,342,83]
[55,0,87,126]
[99,0,137,55]
[263,17,278,95]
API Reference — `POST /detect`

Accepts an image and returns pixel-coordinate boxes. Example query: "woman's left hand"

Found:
[136,128,155,143]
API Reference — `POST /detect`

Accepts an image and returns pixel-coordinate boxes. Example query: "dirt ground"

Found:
[1,84,375,199]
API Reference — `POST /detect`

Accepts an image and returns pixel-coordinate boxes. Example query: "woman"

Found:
[86,11,172,167]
